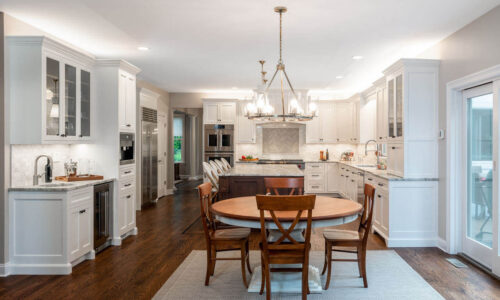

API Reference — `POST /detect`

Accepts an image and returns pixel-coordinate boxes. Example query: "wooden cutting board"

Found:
[55,175,104,182]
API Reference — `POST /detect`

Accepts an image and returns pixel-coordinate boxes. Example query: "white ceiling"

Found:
[2,0,500,97]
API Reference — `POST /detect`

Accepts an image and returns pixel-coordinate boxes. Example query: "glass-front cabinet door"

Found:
[395,74,403,137]
[387,78,395,138]
[64,64,77,137]
[80,70,91,138]
[45,57,61,137]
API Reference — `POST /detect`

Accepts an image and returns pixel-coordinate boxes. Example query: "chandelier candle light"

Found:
[245,6,318,122]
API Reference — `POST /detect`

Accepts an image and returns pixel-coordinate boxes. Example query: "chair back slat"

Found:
[256,195,315,254]
[264,177,304,195]
[198,182,215,239]
[359,184,376,246]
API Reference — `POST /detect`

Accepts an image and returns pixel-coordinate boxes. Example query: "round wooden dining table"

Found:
[210,195,363,294]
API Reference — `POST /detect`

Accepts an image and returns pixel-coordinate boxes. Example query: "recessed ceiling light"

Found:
[352,55,363,60]
[138,46,149,51]
[336,75,343,79]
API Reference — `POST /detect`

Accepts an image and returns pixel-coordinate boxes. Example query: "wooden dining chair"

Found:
[321,183,376,289]
[264,177,304,195]
[221,157,232,170]
[202,162,218,201]
[256,194,316,300]
[198,182,252,288]
[209,160,224,175]
[214,159,228,172]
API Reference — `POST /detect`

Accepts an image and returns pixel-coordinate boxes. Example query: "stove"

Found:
[257,159,305,170]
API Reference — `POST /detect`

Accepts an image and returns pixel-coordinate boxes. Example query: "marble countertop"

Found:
[9,178,115,192]
[304,160,438,181]
[223,164,304,177]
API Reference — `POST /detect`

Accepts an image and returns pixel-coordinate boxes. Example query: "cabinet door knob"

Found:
[126,124,131,127]
[79,134,83,138]
[79,209,86,214]
[126,195,132,199]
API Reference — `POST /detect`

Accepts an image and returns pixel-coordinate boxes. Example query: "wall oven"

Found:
[204,124,234,152]
[120,133,135,165]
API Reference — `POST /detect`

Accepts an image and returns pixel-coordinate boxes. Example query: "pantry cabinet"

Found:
[383,59,439,178]
[203,101,236,124]
[7,36,95,144]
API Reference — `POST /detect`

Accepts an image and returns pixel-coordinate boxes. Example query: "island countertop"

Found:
[222,164,304,177]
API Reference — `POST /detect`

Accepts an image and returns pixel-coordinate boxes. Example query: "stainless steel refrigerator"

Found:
[141,107,158,205]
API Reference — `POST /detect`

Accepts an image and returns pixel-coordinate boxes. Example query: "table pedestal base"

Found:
[247,265,323,294]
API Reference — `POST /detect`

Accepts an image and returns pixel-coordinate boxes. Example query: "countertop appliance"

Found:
[120,133,135,165]
[142,107,158,205]
[257,159,305,170]
[204,124,234,166]
[94,182,111,253]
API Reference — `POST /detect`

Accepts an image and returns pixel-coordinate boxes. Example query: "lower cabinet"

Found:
[114,165,137,242]
[8,186,96,275]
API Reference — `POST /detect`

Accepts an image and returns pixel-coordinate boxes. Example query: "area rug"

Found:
[153,250,443,300]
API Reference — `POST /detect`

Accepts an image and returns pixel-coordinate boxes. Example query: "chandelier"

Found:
[245,6,317,122]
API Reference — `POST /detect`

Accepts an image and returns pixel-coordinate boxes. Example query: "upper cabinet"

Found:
[119,70,137,132]
[203,101,236,124]
[7,37,95,144]
[236,101,256,143]
[335,101,357,143]
[383,59,439,178]
[306,102,336,143]
[375,78,388,142]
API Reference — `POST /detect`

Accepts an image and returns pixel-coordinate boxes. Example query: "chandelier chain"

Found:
[279,10,282,63]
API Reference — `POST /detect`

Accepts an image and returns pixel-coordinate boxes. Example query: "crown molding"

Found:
[95,59,141,75]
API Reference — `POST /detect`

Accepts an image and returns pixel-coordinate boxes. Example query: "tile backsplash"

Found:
[10,144,96,186]
[235,122,368,162]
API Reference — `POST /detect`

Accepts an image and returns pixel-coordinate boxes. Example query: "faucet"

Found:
[364,139,380,165]
[33,155,53,185]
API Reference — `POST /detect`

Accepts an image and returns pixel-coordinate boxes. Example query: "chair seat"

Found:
[323,229,360,241]
[211,227,250,240]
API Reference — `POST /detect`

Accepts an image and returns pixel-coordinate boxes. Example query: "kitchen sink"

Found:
[39,182,76,187]
[355,164,377,168]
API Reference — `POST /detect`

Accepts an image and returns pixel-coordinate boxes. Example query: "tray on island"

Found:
[55,175,104,182]
[239,158,259,162]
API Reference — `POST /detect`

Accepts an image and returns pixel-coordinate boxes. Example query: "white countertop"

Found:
[223,164,304,177]
[9,178,115,192]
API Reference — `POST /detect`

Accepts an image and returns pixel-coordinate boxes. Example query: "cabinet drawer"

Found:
[365,174,377,185]
[68,187,93,206]
[119,165,135,179]
[306,163,325,171]
[306,183,325,193]
[306,172,324,181]
[374,178,389,191]
[119,178,135,194]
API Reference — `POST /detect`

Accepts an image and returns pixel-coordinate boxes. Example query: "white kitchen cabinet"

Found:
[334,102,356,143]
[7,36,95,144]
[236,102,256,143]
[306,102,337,143]
[8,186,97,275]
[383,59,439,178]
[119,70,137,132]
[305,163,325,193]
[117,165,137,237]
[326,163,338,192]
[359,96,377,143]
[376,84,388,141]
[203,101,236,124]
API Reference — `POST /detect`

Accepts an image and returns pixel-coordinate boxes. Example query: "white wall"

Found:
[417,5,500,239]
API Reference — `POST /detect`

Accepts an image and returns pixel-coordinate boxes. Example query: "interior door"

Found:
[462,84,495,268]
[158,114,167,197]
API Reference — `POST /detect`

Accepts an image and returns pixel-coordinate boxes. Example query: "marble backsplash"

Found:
[235,123,378,162]
[10,144,97,186]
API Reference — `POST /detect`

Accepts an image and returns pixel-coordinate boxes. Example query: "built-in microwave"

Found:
[120,133,135,165]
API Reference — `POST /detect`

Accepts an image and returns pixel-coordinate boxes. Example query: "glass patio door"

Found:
[463,84,495,268]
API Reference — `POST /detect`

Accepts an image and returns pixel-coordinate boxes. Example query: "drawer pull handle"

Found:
[312,175,319,177]
[312,186,319,188]
[79,209,86,214]
[126,195,132,199]
[124,171,132,174]
[378,195,382,198]
[378,183,384,187]
[124,183,132,187]
[368,178,373,181]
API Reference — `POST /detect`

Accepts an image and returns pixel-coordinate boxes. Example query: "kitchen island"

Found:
[218,164,304,200]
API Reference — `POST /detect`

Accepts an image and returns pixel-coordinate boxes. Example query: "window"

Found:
[174,116,184,163]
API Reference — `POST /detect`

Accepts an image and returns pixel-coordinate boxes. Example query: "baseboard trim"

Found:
[386,238,438,248]
[8,263,72,275]
[0,263,10,277]
[436,237,448,253]
[166,188,174,195]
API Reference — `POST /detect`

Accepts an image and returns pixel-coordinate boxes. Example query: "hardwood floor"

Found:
[0,179,498,299]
